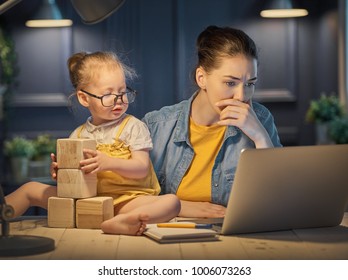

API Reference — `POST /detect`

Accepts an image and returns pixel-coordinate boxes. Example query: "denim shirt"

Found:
[142,93,282,206]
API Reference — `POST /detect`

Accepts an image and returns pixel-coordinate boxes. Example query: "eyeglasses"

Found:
[80,87,137,107]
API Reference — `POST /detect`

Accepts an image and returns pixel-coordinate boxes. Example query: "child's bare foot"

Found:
[136,222,147,236]
[101,213,149,235]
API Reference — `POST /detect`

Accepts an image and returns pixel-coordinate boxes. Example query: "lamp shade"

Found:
[0,0,22,15]
[260,0,308,18]
[25,0,73,28]
[70,0,125,24]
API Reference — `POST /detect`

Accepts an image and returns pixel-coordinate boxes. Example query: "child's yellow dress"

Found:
[75,115,160,206]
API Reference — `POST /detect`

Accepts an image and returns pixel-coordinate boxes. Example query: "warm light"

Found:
[25,0,73,28]
[25,19,73,28]
[260,8,308,18]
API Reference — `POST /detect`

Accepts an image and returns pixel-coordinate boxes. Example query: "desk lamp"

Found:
[0,0,126,25]
[0,185,55,257]
[71,0,125,24]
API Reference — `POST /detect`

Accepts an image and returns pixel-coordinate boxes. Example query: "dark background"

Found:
[0,0,340,177]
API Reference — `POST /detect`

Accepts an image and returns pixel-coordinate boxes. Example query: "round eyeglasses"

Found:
[80,87,137,107]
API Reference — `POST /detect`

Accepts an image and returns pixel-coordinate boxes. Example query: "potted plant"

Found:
[305,93,345,144]
[4,136,35,183]
[29,134,56,178]
[0,25,18,123]
[32,134,56,160]
[1,24,19,181]
[328,117,348,144]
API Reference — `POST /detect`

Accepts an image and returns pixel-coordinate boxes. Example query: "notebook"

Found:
[182,144,348,235]
[144,223,219,243]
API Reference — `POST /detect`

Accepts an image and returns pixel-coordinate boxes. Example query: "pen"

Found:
[157,223,213,229]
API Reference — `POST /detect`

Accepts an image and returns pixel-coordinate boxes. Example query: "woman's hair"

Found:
[67,51,136,90]
[195,25,258,75]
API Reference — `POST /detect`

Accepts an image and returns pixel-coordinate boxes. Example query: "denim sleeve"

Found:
[253,102,282,147]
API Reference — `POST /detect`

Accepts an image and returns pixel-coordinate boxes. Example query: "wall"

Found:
[0,0,339,178]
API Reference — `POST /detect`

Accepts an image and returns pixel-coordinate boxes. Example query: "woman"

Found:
[142,25,282,218]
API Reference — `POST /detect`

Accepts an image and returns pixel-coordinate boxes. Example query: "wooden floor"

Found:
[1,213,348,260]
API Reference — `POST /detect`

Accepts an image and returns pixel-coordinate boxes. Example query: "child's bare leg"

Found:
[101,194,180,235]
[4,182,57,217]
[118,194,181,223]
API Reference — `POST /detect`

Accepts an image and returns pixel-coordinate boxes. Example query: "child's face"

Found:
[81,66,128,126]
[199,54,257,117]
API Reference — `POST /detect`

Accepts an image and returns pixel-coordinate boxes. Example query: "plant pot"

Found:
[10,156,29,183]
[315,123,333,145]
[29,156,51,178]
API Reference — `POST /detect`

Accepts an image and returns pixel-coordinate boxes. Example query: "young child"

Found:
[5,51,181,235]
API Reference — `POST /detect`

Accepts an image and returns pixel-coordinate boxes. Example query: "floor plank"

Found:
[2,215,348,260]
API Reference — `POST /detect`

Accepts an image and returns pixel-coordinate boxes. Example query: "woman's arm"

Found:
[79,149,150,179]
[178,200,226,218]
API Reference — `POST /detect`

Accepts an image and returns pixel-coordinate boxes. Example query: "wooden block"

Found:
[48,197,76,228]
[57,169,97,198]
[57,138,96,169]
[76,197,114,229]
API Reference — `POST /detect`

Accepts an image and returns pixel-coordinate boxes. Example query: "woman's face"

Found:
[197,54,258,117]
[78,66,128,126]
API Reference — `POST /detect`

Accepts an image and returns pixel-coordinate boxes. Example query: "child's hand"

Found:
[80,149,111,174]
[50,153,58,180]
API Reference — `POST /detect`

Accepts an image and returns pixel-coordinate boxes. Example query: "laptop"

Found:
[182,144,348,235]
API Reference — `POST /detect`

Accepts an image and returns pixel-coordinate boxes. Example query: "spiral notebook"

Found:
[144,223,219,243]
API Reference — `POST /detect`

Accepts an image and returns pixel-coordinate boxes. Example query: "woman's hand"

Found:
[178,200,226,218]
[215,99,273,148]
[50,153,58,180]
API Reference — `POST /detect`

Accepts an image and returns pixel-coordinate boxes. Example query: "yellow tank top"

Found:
[77,115,160,206]
[176,117,226,202]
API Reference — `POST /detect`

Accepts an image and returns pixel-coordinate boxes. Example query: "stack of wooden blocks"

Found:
[48,139,114,229]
